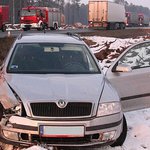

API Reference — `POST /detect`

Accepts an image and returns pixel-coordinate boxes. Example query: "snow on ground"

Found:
[85,36,141,53]
[26,107,150,150]
[25,36,150,150]
[84,36,144,73]
[5,24,88,31]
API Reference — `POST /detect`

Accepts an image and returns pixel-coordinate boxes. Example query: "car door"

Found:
[106,41,150,111]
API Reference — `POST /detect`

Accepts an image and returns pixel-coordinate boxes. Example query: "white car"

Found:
[106,40,150,111]
[0,33,127,149]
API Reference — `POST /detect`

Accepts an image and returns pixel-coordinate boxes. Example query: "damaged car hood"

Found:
[5,74,104,104]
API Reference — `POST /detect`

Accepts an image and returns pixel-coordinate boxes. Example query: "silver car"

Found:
[0,33,127,149]
[106,40,150,111]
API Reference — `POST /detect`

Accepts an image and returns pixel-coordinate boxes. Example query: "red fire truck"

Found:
[20,6,63,31]
[0,5,9,32]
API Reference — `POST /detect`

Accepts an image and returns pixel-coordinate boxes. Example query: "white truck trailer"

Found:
[88,0,126,29]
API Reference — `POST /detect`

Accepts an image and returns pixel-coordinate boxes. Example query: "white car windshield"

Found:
[7,43,100,74]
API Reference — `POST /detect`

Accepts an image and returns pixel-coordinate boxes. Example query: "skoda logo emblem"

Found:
[57,100,67,108]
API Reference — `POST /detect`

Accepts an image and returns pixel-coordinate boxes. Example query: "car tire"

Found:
[111,115,127,147]
[119,23,125,30]
[1,24,6,32]
[23,28,28,31]
[54,23,58,30]
[37,23,44,31]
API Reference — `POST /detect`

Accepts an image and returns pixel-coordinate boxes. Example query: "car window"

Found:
[21,9,36,16]
[7,43,100,74]
[118,42,150,69]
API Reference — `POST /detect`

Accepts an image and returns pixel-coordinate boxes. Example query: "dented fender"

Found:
[0,77,19,109]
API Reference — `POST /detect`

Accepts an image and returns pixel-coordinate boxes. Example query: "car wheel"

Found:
[119,23,125,30]
[43,23,48,30]
[23,28,28,31]
[37,23,44,31]
[1,24,6,32]
[111,115,127,147]
[54,23,58,30]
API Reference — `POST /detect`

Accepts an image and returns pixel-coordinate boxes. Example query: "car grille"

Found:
[31,134,92,144]
[24,20,32,24]
[30,102,92,117]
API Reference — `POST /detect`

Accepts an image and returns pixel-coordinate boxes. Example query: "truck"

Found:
[88,0,126,30]
[0,5,9,32]
[20,6,63,31]
[139,13,150,27]
[125,12,150,27]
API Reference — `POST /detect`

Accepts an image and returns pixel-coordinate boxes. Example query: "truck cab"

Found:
[20,6,62,31]
[20,6,47,31]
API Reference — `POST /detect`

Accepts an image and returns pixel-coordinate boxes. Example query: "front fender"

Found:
[0,78,19,109]
[100,77,120,103]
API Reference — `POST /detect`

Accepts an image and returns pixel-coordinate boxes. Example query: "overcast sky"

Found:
[81,0,150,9]
[126,0,150,8]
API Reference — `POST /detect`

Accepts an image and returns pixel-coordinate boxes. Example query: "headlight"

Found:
[15,103,22,116]
[97,102,121,117]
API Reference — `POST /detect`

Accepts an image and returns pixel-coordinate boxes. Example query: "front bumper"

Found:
[0,113,123,148]
[20,23,39,29]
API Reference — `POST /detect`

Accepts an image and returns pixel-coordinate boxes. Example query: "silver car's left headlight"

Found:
[97,102,121,117]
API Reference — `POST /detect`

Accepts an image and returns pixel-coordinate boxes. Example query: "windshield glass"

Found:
[7,43,100,74]
[21,9,36,16]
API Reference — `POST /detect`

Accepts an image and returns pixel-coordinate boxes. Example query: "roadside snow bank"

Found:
[83,36,145,73]
[124,108,150,150]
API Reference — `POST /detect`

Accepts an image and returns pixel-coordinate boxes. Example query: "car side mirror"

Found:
[115,64,132,72]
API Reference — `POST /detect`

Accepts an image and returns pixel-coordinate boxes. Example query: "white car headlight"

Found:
[15,103,22,116]
[97,102,121,117]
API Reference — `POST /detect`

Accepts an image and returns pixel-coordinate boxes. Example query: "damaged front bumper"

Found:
[0,114,123,148]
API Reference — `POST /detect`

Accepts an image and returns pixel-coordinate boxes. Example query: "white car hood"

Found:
[6,74,104,104]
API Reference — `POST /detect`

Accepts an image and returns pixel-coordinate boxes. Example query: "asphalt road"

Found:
[0,27,150,38]
[0,28,94,38]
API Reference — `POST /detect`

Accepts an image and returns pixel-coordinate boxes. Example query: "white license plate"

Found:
[39,126,85,137]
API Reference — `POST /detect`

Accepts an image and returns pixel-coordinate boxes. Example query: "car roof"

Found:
[16,32,85,45]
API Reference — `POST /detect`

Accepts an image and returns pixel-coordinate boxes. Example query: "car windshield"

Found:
[7,43,100,74]
[21,9,36,16]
